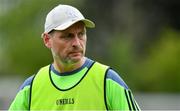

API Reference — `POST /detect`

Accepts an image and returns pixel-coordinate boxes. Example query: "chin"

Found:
[70,56,84,63]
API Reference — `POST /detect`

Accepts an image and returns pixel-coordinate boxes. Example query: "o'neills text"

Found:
[56,98,74,105]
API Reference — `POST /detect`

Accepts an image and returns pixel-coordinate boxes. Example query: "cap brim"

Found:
[54,19,95,31]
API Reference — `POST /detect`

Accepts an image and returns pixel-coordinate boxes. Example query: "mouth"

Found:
[68,51,82,56]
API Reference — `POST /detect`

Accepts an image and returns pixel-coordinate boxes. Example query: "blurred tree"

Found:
[132,28,180,92]
[132,0,180,56]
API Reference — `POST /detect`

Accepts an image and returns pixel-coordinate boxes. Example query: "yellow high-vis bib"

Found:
[30,62,109,110]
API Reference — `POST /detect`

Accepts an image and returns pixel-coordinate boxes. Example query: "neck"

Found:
[53,57,86,73]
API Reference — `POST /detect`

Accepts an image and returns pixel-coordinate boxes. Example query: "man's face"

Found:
[44,22,87,65]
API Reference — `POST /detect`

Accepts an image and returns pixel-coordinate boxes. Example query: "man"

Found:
[9,4,140,110]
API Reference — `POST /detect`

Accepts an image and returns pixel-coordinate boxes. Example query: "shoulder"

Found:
[19,75,35,91]
[106,68,129,90]
[87,58,129,90]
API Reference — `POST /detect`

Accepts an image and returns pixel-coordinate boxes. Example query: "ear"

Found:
[42,33,52,49]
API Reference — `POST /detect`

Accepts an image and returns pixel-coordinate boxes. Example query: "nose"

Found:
[72,36,81,47]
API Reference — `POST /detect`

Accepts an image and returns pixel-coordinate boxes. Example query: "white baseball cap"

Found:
[44,4,95,33]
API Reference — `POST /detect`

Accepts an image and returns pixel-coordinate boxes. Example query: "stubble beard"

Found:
[52,50,85,66]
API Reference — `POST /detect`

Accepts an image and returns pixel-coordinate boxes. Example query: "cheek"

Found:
[52,41,67,53]
[82,39,87,48]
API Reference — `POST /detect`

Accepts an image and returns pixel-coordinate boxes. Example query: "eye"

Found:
[67,33,74,38]
[60,33,73,40]
[78,32,86,38]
